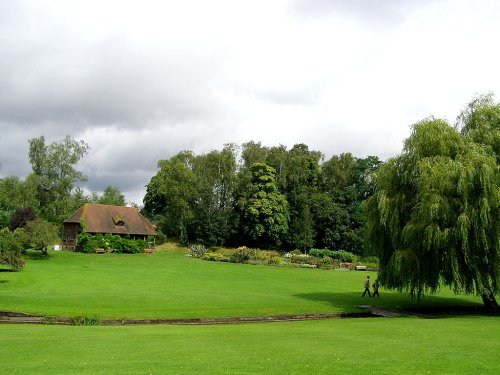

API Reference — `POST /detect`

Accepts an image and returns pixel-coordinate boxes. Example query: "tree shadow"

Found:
[25,251,50,261]
[294,291,496,318]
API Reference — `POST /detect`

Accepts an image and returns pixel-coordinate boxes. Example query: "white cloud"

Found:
[1,0,500,205]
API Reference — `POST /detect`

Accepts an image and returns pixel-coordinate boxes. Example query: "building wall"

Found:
[62,223,81,250]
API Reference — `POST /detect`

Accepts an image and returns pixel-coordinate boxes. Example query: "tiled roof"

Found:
[64,203,156,236]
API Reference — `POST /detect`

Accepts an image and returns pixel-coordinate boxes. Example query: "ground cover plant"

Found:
[1,316,499,374]
[0,243,483,320]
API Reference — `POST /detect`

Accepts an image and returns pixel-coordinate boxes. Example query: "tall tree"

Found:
[279,144,322,251]
[28,135,89,223]
[98,185,126,206]
[143,151,197,245]
[191,145,237,246]
[365,103,499,308]
[236,163,289,248]
[317,153,380,254]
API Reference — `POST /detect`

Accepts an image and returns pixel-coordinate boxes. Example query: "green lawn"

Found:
[1,316,499,374]
[1,246,498,374]
[0,246,482,319]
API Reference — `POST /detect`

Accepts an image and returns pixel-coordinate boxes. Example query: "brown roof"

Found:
[64,203,156,236]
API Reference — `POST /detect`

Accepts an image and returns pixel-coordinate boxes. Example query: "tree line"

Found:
[143,142,381,254]
[1,93,498,309]
[0,135,126,268]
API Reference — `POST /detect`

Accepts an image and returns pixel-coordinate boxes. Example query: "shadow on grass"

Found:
[25,251,50,261]
[294,291,494,318]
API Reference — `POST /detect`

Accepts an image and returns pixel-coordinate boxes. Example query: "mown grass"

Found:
[1,243,498,374]
[1,316,499,374]
[0,244,482,319]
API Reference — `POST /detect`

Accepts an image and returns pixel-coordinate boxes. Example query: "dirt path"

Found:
[0,310,371,325]
[2,306,492,325]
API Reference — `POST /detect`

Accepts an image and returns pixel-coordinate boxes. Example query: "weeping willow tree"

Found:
[365,94,500,309]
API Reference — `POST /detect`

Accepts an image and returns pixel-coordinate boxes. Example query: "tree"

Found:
[0,228,25,270]
[279,144,322,251]
[28,135,89,223]
[236,163,289,248]
[9,207,36,231]
[98,185,126,206]
[21,218,59,255]
[317,153,381,254]
[365,100,499,308]
[191,145,238,246]
[143,151,197,245]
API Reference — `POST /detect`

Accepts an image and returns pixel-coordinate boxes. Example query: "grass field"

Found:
[0,244,483,319]
[1,244,498,374]
[1,317,499,374]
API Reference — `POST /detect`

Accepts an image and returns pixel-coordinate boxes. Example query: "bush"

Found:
[189,244,208,258]
[0,228,25,270]
[71,315,100,326]
[309,248,333,258]
[76,232,148,254]
[202,252,223,261]
[330,250,355,262]
[308,248,355,262]
[230,251,250,263]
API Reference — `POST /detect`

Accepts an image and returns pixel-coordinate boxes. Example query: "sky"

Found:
[1,0,499,205]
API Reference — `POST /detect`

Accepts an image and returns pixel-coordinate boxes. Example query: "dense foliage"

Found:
[365,94,500,308]
[77,230,149,254]
[0,228,25,270]
[144,142,380,253]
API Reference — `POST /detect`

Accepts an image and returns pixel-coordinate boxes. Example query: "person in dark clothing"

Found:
[362,275,371,297]
[372,278,380,298]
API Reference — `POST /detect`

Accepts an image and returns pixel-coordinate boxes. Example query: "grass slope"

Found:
[0,245,482,319]
[1,317,499,374]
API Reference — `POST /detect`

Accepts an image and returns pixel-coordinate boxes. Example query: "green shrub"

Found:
[230,251,250,263]
[202,252,223,261]
[189,244,208,258]
[290,249,302,255]
[229,247,257,263]
[0,228,25,270]
[268,256,282,265]
[76,232,147,254]
[309,248,333,258]
[76,231,96,253]
[330,250,355,262]
[257,250,280,263]
[71,315,100,326]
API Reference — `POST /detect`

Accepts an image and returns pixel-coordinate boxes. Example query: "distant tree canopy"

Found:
[0,136,128,233]
[143,142,380,252]
[365,93,500,308]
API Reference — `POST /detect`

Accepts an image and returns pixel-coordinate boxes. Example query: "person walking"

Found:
[372,278,380,298]
[362,275,371,297]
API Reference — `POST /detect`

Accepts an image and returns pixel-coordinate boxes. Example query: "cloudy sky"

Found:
[1,0,499,205]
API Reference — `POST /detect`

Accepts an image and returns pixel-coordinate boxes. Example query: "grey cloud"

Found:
[0,7,223,130]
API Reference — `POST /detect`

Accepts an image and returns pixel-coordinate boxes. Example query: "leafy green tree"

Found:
[0,176,37,211]
[236,163,289,248]
[28,135,89,223]
[191,145,238,246]
[317,153,381,254]
[365,102,499,308]
[97,185,126,206]
[279,144,322,251]
[143,151,197,245]
[0,176,38,228]
[0,228,25,270]
[21,218,59,255]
